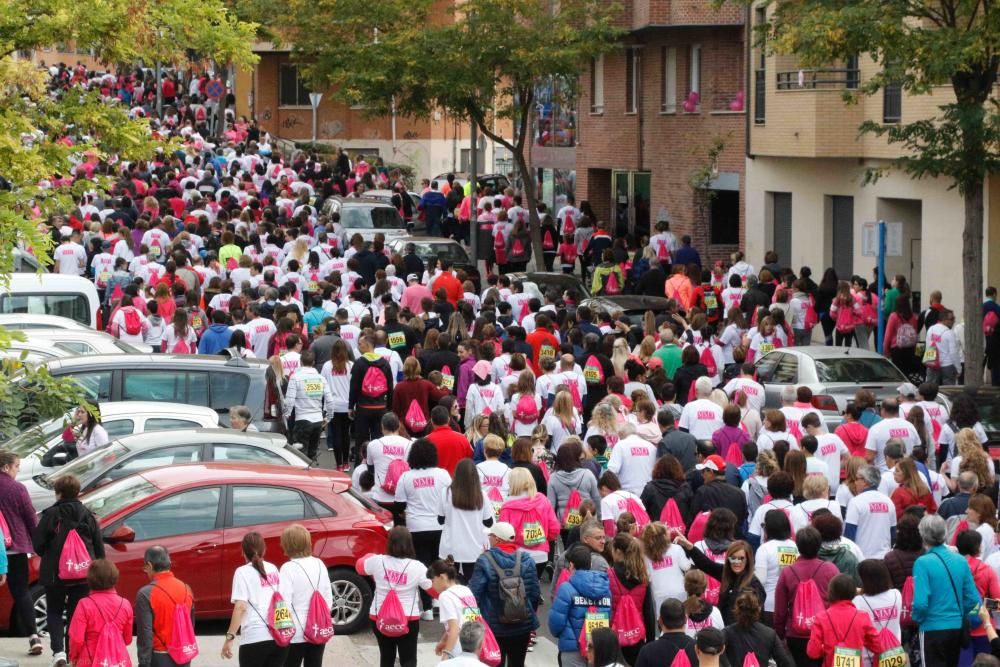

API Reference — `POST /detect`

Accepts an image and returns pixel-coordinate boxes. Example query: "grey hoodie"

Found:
[547,467,601,520]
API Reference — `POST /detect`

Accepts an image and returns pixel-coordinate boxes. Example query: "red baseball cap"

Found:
[696,454,726,472]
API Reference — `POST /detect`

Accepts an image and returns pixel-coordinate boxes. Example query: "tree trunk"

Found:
[513,148,546,270]
[963,179,985,389]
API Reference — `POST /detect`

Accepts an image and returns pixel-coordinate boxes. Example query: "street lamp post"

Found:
[309,92,323,145]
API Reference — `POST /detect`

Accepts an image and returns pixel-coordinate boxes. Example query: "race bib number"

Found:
[191,315,203,330]
[307,281,319,293]
[539,344,556,361]
[833,647,861,667]
[462,606,481,625]
[97,270,111,286]
[759,342,775,355]
[777,547,798,568]
[304,379,324,398]
[387,331,406,349]
[584,608,610,641]
[878,646,906,667]
[442,374,455,390]
[923,346,938,363]
[565,509,582,527]
[704,294,718,309]
[150,244,162,257]
[522,521,546,547]
[272,600,293,630]
[583,365,600,383]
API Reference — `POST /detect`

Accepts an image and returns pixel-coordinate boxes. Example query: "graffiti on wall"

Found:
[260,108,272,121]
[281,115,303,130]
[320,120,344,138]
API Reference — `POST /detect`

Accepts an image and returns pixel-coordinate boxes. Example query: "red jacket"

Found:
[891,485,937,520]
[427,425,473,476]
[431,272,464,306]
[969,556,1000,637]
[68,590,134,667]
[835,422,868,459]
[773,557,840,639]
[807,601,880,667]
[391,378,448,436]
[526,329,559,375]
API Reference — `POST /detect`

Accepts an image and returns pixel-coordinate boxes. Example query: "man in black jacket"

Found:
[691,454,748,536]
[349,334,394,466]
[636,259,668,297]
[740,275,771,318]
[634,599,697,667]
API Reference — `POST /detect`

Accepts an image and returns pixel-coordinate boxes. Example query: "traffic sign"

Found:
[862,221,902,257]
[206,80,225,101]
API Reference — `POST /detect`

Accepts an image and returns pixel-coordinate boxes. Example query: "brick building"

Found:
[745,8,1000,321]
[575,0,747,263]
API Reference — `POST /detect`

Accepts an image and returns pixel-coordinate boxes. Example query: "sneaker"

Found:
[51,652,67,667]
[420,610,434,621]
[432,599,440,608]
[28,637,42,656]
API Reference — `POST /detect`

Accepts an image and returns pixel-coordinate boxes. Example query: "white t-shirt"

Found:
[438,584,480,631]
[757,430,799,452]
[477,460,510,516]
[247,318,277,359]
[438,488,493,564]
[644,544,692,609]
[361,554,431,619]
[278,556,334,644]
[599,489,645,527]
[607,435,657,495]
[814,433,849,496]
[160,326,198,354]
[722,377,765,413]
[55,242,86,275]
[678,399,724,441]
[865,418,921,470]
[367,435,413,503]
[845,489,897,558]
[853,589,902,661]
[320,360,353,413]
[748,499,794,539]
[754,539,799,612]
[788,499,841,533]
[685,606,724,637]
[231,561,281,645]
[877,467,899,498]
[541,411,582,452]
[394,467,453,533]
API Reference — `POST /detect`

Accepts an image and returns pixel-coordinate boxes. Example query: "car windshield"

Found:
[340,206,405,230]
[83,475,158,520]
[814,357,907,384]
[413,243,470,264]
[40,442,128,489]
[4,415,68,458]
[0,293,90,324]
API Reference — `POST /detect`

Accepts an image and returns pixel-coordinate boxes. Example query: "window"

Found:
[68,371,113,402]
[754,354,781,381]
[210,373,250,411]
[883,83,902,123]
[710,191,741,245]
[772,354,799,384]
[122,371,209,406]
[232,486,308,527]
[0,294,89,324]
[106,445,203,482]
[754,7,767,125]
[279,64,311,107]
[661,47,677,113]
[307,495,336,518]
[688,44,702,97]
[144,418,203,431]
[126,487,221,541]
[103,419,135,439]
[53,341,93,355]
[590,55,604,113]
[212,444,287,465]
[625,49,639,114]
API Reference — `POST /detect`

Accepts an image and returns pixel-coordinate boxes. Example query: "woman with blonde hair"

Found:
[498,468,560,574]
[837,456,869,512]
[584,403,621,450]
[947,427,996,493]
[541,390,582,452]
[640,522,691,611]
[278,524,334,667]
[890,458,936,519]
[633,335,657,364]
[967,493,999,559]
[742,449,780,519]
[465,414,491,460]
[611,337,631,379]
[734,390,762,440]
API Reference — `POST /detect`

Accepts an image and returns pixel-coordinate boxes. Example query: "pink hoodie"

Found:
[499,493,561,555]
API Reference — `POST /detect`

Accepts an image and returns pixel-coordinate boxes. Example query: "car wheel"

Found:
[328,568,370,634]
[13,585,48,637]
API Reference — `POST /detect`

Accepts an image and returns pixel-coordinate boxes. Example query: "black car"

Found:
[939,385,1000,447]
[387,236,481,292]
[18,355,285,432]
[506,271,670,324]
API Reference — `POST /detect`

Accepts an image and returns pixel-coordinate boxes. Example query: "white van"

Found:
[0,274,101,328]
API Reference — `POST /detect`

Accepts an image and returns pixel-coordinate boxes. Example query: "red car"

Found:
[0,464,391,635]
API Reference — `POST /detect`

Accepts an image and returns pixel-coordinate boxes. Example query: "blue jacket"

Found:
[197,324,232,355]
[912,545,981,631]
[548,569,611,653]
[469,547,540,637]
[0,540,6,576]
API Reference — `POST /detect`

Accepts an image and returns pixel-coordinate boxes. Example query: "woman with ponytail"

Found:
[681,570,724,637]
[222,532,287,667]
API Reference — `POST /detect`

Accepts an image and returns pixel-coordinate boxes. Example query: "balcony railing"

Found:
[883,84,902,123]
[776,68,861,90]
[754,69,766,124]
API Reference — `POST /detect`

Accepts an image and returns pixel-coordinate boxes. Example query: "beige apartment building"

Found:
[746,11,1000,319]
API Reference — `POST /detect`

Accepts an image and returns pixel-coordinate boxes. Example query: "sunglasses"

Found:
[728,556,747,564]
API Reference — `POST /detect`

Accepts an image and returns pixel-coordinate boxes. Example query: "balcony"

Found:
[776,68,860,91]
[630,0,745,30]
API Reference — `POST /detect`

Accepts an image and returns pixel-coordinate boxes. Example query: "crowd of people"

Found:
[9,62,1000,667]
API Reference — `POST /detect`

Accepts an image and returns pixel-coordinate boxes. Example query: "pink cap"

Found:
[473,360,492,380]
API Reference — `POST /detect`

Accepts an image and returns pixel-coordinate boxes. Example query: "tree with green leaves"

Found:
[0,0,257,438]
[755,0,999,387]
[276,0,623,267]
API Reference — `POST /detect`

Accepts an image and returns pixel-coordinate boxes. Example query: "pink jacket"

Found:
[68,590,134,667]
[499,493,561,555]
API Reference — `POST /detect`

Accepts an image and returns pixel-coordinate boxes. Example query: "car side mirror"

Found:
[50,452,68,466]
[105,525,135,544]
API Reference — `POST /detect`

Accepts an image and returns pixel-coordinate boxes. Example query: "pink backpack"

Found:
[58,527,92,581]
[512,238,525,255]
[686,511,711,543]
[170,334,192,354]
[562,490,583,528]
[154,585,198,664]
[605,270,621,295]
[657,239,669,262]
[86,598,130,667]
[294,563,334,644]
[566,380,583,411]
[670,648,693,667]
[623,497,650,530]
[123,308,142,336]
[487,485,504,517]
[699,346,717,377]
[479,618,502,666]
[361,364,388,398]
[375,565,409,638]
[900,576,915,627]
[403,400,428,434]
[876,626,904,665]
[263,588,295,646]
[563,213,575,236]
[743,653,761,667]
[583,355,605,384]
[0,511,11,548]
[381,459,410,495]
[513,394,539,425]
[789,568,824,634]
[610,577,645,647]
[659,498,687,536]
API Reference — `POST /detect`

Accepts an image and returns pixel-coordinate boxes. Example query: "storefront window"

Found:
[534,78,577,148]
[539,168,576,214]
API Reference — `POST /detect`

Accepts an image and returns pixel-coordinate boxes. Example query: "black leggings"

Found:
[240,640,288,667]
[47,583,87,653]
[373,620,419,667]
[835,330,857,347]
[326,413,351,466]
[499,632,532,667]
[411,530,441,609]
[7,553,37,636]
[283,642,325,667]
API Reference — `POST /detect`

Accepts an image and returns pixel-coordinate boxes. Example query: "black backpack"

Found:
[485,550,529,624]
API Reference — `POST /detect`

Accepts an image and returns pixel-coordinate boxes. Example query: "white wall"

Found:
[333,139,498,181]
[745,156,977,320]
